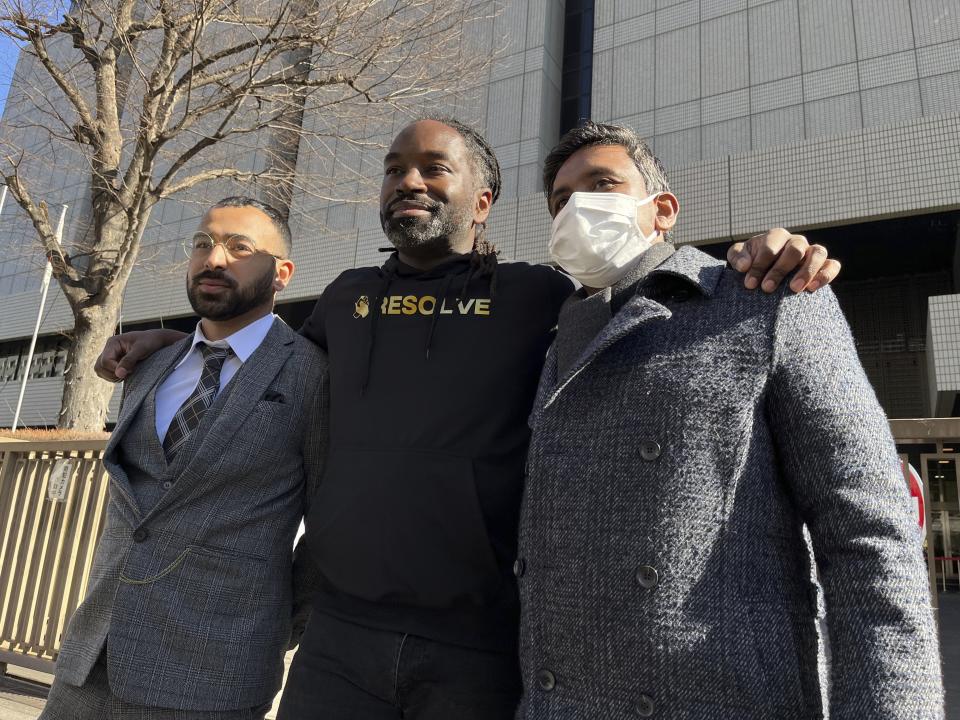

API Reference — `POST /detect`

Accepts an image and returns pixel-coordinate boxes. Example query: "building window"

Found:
[0,336,71,383]
[559,0,594,137]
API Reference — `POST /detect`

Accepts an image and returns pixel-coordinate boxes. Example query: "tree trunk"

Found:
[261,19,312,218]
[57,298,124,430]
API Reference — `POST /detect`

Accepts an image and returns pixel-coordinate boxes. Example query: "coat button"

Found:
[637,694,655,716]
[639,440,661,461]
[513,558,526,578]
[132,528,149,543]
[536,669,556,692]
[162,481,172,490]
[636,565,659,589]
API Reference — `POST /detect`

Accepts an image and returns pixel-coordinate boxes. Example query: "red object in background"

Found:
[906,462,925,539]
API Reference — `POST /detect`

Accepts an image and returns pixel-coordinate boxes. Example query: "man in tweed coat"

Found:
[40,198,328,720]
[516,122,943,720]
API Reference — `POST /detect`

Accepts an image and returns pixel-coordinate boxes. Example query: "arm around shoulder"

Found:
[767,287,943,719]
[96,328,188,382]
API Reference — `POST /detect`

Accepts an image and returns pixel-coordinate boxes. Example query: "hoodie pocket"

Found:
[308,447,503,609]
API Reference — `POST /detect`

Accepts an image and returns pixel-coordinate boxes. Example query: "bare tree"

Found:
[0,0,493,429]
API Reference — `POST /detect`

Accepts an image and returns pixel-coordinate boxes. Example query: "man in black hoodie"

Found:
[96,118,840,719]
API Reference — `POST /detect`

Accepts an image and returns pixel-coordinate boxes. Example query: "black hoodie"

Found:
[300,251,574,651]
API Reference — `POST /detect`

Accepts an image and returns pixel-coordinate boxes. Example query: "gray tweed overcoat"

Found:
[516,245,943,720]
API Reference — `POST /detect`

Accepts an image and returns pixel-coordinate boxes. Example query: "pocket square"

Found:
[262,391,286,403]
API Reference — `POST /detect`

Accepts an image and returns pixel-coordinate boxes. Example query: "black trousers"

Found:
[277,612,522,719]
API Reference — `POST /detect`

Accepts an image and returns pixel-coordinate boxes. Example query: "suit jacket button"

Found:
[513,558,526,578]
[640,440,661,461]
[133,528,149,543]
[636,565,659,589]
[162,481,173,490]
[637,694,655,716]
[536,669,556,692]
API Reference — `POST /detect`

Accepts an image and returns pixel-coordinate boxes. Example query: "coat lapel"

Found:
[543,296,672,409]
[103,336,194,522]
[541,245,726,411]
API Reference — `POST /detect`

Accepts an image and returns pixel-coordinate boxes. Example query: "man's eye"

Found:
[595,178,617,189]
[384,166,401,175]
[193,238,212,250]
[556,198,568,212]
[230,241,255,254]
[426,165,449,173]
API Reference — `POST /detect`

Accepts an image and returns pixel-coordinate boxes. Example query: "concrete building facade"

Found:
[0,0,959,426]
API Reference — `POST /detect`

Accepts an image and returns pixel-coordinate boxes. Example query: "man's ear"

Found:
[654,192,680,233]
[275,259,295,291]
[474,187,493,225]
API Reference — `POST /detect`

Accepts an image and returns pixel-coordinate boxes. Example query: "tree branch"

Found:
[2,159,84,292]
[7,17,97,133]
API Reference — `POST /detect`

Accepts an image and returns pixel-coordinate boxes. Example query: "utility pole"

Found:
[12,204,68,430]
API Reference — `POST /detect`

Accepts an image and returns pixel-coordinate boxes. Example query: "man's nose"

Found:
[204,242,230,269]
[396,168,428,193]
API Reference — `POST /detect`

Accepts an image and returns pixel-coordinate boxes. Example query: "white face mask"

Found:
[549,191,660,288]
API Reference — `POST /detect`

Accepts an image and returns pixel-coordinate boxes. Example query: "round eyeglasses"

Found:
[183,232,284,260]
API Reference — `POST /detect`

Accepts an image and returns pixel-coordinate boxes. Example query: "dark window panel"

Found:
[559,0,595,137]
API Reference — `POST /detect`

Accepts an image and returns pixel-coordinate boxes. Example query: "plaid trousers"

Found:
[40,654,271,720]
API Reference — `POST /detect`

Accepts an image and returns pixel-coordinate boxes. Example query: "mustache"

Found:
[191,270,236,288]
[385,194,442,214]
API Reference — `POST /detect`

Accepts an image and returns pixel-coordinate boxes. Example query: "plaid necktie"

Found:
[163,343,232,459]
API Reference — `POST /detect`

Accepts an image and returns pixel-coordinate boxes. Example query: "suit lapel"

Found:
[144,319,296,516]
[104,336,194,522]
[108,336,194,447]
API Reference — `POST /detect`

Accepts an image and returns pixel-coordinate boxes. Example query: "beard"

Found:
[186,264,275,321]
[380,195,474,258]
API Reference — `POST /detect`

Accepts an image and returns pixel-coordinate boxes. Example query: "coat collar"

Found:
[646,244,726,298]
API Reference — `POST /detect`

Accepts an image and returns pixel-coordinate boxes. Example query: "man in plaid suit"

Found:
[40,197,328,720]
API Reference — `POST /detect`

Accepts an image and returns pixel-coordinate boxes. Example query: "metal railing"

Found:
[0,439,109,673]
[0,419,953,679]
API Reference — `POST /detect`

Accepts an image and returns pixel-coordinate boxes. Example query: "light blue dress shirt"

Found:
[155,313,277,442]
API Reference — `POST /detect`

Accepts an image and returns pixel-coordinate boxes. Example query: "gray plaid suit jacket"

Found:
[54,318,328,712]
[518,246,943,720]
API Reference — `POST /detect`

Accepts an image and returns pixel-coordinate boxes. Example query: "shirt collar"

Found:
[176,312,277,369]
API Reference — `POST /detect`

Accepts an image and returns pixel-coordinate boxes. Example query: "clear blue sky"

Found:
[0,35,21,117]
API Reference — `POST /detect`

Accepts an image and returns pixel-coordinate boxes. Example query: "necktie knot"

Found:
[199,342,232,365]
[163,342,233,460]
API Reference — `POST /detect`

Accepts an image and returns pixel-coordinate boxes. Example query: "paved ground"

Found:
[0,672,46,720]
[3,602,960,719]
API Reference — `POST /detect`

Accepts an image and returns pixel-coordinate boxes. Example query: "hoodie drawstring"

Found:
[365,246,500,372]
[361,268,395,395]
[425,272,456,359]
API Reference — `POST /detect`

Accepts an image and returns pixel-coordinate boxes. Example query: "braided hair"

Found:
[424,116,502,298]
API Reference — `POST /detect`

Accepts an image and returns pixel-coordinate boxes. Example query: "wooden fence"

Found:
[0,439,109,673]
